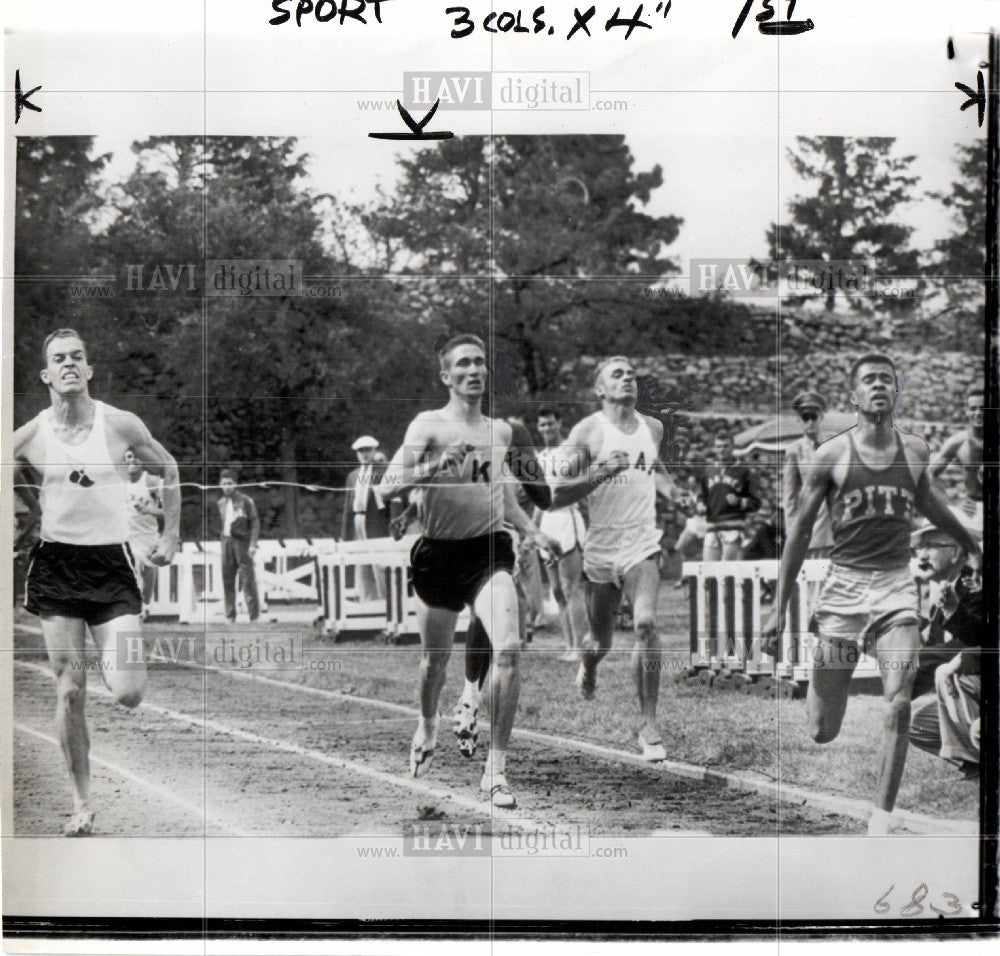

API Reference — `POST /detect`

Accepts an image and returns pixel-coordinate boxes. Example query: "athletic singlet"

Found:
[537,445,586,548]
[126,472,164,538]
[829,431,917,571]
[586,412,658,544]
[420,416,507,540]
[37,400,129,545]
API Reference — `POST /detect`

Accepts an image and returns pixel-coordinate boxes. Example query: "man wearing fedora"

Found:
[908,520,982,779]
[342,435,389,600]
[783,390,833,559]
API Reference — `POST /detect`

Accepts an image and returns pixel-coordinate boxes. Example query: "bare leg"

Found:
[702,530,721,563]
[91,614,146,708]
[806,638,858,745]
[471,572,521,807]
[623,558,663,746]
[873,623,920,815]
[410,601,458,776]
[40,615,92,831]
[473,571,520,752]
[416,603,458,721]
[558,549,589,651]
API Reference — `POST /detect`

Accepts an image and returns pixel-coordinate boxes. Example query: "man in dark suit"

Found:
[217,469,261,623]
[341,436,389,600]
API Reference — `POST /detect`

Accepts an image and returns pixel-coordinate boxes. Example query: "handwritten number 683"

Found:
[875,884,963,917]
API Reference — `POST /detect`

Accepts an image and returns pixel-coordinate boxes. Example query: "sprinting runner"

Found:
[763,353,981,835]
[379,335,550,807]
[535,407,589,661]
[124,449,165,617]
[14,329,180,835]
[550,357,682,761]
[929,388,984,531]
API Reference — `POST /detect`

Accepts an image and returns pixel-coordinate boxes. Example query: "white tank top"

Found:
[126,472,164,538]
[587,412,658,541]
[38,401,129,545]
[421,418,507,540]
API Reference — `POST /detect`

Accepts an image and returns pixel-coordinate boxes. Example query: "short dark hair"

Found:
[849,353,897,388]
[42,328,87,365]
[219,468,237,482]
[536,406,560,421]
[439,333,485,369]
[714,430,732,443]
[967,388,985,402]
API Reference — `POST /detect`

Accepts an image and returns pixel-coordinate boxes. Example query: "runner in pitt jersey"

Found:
[550,357,683,761]
[929,388,985,532]
[379,334,550,808]
[763,353,981,836]
[14,329,181,836]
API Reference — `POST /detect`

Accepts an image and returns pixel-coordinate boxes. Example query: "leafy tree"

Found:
[756,136,921,314]
[927,140,986,350]
[356,136,684,393]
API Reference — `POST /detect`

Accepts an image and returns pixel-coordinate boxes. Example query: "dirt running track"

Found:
[12,624,867,839]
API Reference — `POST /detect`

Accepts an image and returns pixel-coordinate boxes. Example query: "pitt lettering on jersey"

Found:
[839,484,914,521]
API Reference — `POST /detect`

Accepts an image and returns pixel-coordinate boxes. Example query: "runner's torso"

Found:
[127,472,163,538]
[829,429,918,571]
[586,412,657,544]
[420,414,508,540]
[35,400,129,545]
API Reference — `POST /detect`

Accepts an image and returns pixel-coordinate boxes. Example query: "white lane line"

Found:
[154,652,975,836]
[14,722,250,837]
[15,660,548,833]
[16,624,975,835]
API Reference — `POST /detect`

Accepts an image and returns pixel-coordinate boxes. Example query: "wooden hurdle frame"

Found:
[683,558,878,686]
[146,536,468,640]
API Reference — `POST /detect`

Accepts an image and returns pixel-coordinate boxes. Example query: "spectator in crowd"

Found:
[342,435,389,601]
[908,521,982,779]
[217,469,260,624]
[697,430,761,561]
[783,390,833,559]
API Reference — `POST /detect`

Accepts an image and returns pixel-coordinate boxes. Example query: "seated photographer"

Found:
[908,521,982,779]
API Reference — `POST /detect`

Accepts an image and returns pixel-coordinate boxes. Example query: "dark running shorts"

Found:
[410,532,516,612]
[24,541,142,627]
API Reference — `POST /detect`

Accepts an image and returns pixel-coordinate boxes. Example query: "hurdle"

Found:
[683,559,878,686]
[317,537,469,642]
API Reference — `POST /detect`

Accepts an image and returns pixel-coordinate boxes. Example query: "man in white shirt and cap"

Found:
[783,390,833,559]
[342,435,389,600]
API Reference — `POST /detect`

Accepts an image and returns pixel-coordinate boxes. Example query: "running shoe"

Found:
[638,729,667,762]
[480,771,517,809]
[409,719,438,777]
[452,701,479,758]
[63,808,95,837]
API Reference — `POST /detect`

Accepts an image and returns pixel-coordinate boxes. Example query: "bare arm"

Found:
[12,420,41,513]
[550,419,624,508]
[506,420,552,511]
[767,448,834,633]
[929,433,963,482]
[914,468,982,565]
[376,415,467,504]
